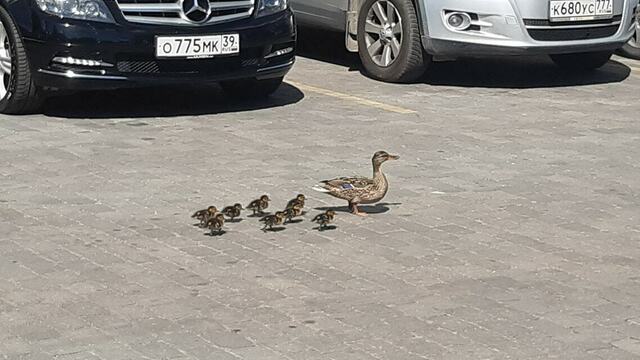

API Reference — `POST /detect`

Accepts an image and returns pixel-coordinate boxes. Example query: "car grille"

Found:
[115,51,263,75]
[114,0,255,25]
[523,15,621,41]
[527,25,619,41]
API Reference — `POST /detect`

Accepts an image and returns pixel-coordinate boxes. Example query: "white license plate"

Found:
[549,0,613,21]
[155,34,239,59]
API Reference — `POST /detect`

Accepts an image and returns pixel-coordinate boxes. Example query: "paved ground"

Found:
[2,31,640,359]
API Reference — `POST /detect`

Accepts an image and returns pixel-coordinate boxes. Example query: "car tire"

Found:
[357,0,427,83]
[220,77,284,98]
[617,17,640,60]
[549,51,613,71]
[0,5,42,115]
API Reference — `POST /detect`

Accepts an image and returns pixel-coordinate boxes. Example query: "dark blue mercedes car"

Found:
[0,0,296,113]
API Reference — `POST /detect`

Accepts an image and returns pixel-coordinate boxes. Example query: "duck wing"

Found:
[247,200,260,209]
[315,176,374,201]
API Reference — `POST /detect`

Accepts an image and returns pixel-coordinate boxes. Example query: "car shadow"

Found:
[296,26,631,89]
[41,82,304,119]
[297,27,362,71]
[423,56,631,89]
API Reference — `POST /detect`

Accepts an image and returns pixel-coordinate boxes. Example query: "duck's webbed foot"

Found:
[350,203,368,217]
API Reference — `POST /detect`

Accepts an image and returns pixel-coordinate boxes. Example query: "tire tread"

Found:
[0,5,41,115]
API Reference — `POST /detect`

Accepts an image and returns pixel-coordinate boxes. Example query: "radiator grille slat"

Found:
[114,0,255,25]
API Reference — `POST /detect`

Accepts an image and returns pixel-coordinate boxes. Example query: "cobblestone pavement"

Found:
[2,35,640,359]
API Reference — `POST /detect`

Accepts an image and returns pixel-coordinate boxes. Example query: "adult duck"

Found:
[313,151,399,216]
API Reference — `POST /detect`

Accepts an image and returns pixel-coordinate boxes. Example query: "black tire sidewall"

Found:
[357,0,425,83]
[0,6,18,107]
[0,5,39,114]
[618,42,640,60]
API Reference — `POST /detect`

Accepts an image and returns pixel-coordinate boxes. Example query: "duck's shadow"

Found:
[314,225,338,232]
[227,218,243,223]
[263,227,286,233]
[315,202,401,215]
[205,230,227,237]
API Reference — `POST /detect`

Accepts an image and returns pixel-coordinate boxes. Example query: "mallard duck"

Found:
[313,151,399,216]
[205,214,225,235]
[222,203,243,221]
[192,206,217,226]
[286,194,306,210]
[312,210,336,230]
[247,195,270,215]
[260,211,285,231]
[283,203,304,224]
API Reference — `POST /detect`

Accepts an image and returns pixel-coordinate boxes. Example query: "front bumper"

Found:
[421,0,638,56]
[21,8,296,90]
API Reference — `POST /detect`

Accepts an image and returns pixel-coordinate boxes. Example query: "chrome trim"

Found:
[38,69,128,80]
[115,0,255,26]
[257,59,295,72]
[117,3,182,12]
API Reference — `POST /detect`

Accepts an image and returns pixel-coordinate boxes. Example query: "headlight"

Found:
[256,0,288,17]
[35,0,115,23]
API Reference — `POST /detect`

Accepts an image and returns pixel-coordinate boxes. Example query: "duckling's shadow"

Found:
[315,202,401,215]
[205,230,227,237]
[314,225,337,232]
[284,219,304,224]
[227,218,243,223]
[192,223,204,227]
[263,227,286,233]
[249,212,271,218]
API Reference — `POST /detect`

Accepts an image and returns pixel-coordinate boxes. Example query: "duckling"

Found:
[205,214,225,235]
[222,203,243,221]
[283,203,304,224]
[286,194,306,210]
[313,151,399,216]
[247,195,270,215]
[260,211,286,232]
[312,210,336,230]
[192,206,217,226]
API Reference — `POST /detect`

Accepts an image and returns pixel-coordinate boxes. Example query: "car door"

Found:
[290,0,348,31]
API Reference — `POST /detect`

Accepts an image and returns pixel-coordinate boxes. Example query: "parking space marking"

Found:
[287,81,417,114]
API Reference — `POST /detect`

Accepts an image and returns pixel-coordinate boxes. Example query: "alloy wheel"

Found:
[629,12,640,49]
[0,20,12,100]
[364,0,403,67]
[0,22,12,99]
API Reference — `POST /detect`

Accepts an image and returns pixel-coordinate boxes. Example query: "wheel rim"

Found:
[364,0,403,67]
[629,13,640,49]
[0,21,12,100]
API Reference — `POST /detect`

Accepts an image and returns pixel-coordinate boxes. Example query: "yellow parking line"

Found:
[287,81,417,115]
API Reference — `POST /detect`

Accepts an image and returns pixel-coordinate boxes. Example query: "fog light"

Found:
[265,46,294,59]
[445,12,472,31]
[52,56,113,67]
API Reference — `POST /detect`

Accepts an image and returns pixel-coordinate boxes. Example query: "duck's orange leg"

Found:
[349,202,368,217]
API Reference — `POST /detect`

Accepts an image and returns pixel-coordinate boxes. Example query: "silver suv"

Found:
[292,0,639,82]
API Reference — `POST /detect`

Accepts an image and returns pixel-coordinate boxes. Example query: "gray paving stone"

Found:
[2,53,640,358]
